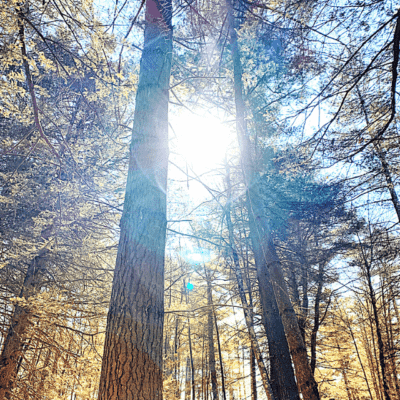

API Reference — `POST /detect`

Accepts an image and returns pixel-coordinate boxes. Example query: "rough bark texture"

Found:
[226,1,319,399]
[0,251,47,400]
[98,1,172,399]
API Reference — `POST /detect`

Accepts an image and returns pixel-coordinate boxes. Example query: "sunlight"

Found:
[170,111,234,174]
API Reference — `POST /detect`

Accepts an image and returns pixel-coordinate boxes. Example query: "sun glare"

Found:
[170,111,234,174]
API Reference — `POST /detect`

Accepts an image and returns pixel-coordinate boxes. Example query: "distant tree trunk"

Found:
[368,311,386,400]
[98,1,173,399]
[387,303,400,399]
[299,254,309,343]
[287,267,301,312]
[381,279,400,399]
[206,279,219,400]
[214,311,227,400]
[310,263,324,375]
[188,318,195,400]
[346,316,374,399]
[0,250,47,400]
[363,257,392,400]
[250,348,257,400]
[185,357,191,400]
[360,321,383,400]
[226,1,319,399]
[201,336,206,400]
[174,316,181,399]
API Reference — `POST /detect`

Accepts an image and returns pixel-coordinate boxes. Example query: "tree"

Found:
[98,0,173,399]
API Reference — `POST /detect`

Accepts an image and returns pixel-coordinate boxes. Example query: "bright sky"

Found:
[169,108,237,201]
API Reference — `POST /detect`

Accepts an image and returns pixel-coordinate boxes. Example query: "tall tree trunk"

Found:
[213,311,227,400]
[174,316,181,399]
[0,250,47,400]
[188,318,195,400]
[346,315,374,399]
[250,348,257,400]
[364,258,392,400]
[206,279,219,400]
[299,253,309,343]
[387,300,400,399]
[310,263,323,375]
[225,1,319,399]
[98,1,172,399]
[361,321,383,400]
[185,357,191,400]
[368,311,386,400]
[225,163,277,400]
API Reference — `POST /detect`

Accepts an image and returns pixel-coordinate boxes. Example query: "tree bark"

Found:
[225,1,319,399]
[0,250,47,400]
[98,1,172,399]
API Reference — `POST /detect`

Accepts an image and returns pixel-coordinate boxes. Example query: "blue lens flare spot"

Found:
[187,282,194,291]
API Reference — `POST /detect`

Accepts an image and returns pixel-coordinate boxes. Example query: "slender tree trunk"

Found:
[188,319,195,400]
[364,259,392,400]
[98,1,172,399]
[206,279,219,400]
[346,317,374,399]
[310,263,323,375]
[213,311,227,400]
[287,267,301,313]
[185,357,191,400]
[387,301,400,399]
[299,253,309,343]
[174,316,181,399]
[0,250,47,400]
[360,320,383,400]
[250,348,257,400]
[226,1,319,399]
[369,311,385,400]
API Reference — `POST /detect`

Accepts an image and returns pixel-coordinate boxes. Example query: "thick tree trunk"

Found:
[226,1,319,399]
[98,1,172,399]
[0,251,47,399]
